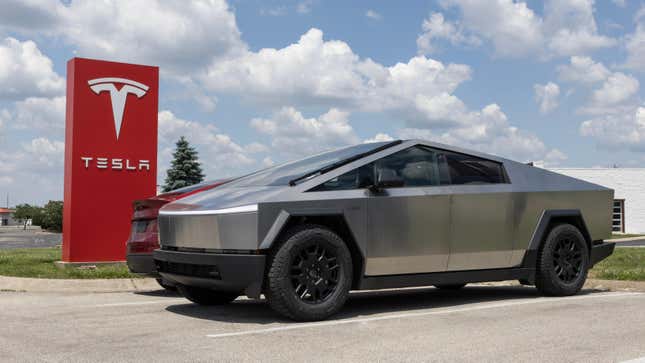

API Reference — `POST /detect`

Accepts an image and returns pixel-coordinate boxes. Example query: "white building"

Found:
[549,168,645,234]
[0,208,17,226]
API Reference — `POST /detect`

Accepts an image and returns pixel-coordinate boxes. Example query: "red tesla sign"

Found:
[63,58,158,262]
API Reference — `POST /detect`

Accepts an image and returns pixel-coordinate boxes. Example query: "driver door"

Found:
[365,146,451,276]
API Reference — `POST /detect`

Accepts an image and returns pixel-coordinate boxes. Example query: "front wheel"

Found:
[535,224,589,296]
[266,225,353,321]
[177,285,238,305]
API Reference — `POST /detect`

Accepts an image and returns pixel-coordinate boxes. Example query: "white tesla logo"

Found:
[88,77,149,140]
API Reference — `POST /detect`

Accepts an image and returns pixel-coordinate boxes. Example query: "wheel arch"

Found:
[261,212,365,290]
[521,209,592,270]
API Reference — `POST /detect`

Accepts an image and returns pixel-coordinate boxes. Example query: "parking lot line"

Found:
[206,292,642,339]
[622,357,645,363]
[88,298,187,307]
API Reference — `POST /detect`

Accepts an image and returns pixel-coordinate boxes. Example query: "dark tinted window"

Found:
[311,164,374,191]
[374,146,441,187]
[310,145,507,191]
[231,142,390,187]
[440,151,506,184]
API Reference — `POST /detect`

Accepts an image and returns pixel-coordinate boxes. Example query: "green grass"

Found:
[590,248,645,281]
[608,234,644,240]
[0,247,140,279]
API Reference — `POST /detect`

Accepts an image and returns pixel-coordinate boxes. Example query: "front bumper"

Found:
[126,253,160,277]
[590,241,616,266]
[153,249,266,298]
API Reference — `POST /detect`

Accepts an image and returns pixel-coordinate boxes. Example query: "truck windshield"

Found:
[231,141,395,187]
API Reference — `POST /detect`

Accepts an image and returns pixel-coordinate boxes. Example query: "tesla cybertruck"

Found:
[154,139,615,321]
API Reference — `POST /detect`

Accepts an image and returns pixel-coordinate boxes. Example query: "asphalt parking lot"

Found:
[0,227,61,249]
[1,286,644,362]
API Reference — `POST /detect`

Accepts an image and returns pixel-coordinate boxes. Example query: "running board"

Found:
[358,268,534,290]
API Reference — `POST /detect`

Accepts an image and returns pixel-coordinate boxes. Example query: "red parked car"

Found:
[126,179,230,290]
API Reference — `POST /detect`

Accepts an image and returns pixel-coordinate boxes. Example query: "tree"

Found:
[41,201,63,232]
[13,204,43,230]
[163,136,205,192]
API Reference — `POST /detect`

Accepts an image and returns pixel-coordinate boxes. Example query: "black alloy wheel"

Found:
[535,223,589,296]
[266,225,353,321]
[552,236,584,283]
[290,242,341,304]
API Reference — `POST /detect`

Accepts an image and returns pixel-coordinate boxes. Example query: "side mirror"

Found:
[368,169,404,193]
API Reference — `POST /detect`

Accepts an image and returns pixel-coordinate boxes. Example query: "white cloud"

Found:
[625,28,645,71]
[438,0,545,57]
[21,137,65,169]
[416,12,481,54]
[0,37,64,100]
[366,10,382,20]
[623,11,645,72]
[543,0,616,56]
[204,28,471,115]
[611,0,626,7]
[296,0,314,14]
[435,0,615,58]
[543,148,568,165]
[251,107,359,156]
[591,72,640,107]
[580,107,645,151]
[557,56,610,84]
[0,0,62,34]
[158,110,258,179]
[158,110,219,145]
[4,96,65,132]
[262,157,275,167]
[0,136,66,202]
[1,0,246,76]
[364,133,394,143]
[534,82,560,114]
[204,27,556,162]
[398,104,562,164]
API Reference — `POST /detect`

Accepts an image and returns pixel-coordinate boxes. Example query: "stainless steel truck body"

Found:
[154,139,615,320]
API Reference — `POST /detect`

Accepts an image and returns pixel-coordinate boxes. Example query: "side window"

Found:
[440,151,507,184]
[374,146,441,187]
[310,164,374,191]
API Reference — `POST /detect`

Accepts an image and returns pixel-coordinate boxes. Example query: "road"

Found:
[1,286,644,362]
[0,227,61,249]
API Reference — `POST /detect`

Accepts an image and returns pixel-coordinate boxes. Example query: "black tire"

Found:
[156,278,177,292]
[434,283,467,290]
[266,225,353,321]
[535,224,589,296]
[177,285,238,305]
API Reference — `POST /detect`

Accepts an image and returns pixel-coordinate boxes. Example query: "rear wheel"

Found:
[434,283,467,290]
[266,225,353,321]
[177,285,238,305]
[535,224,589,296]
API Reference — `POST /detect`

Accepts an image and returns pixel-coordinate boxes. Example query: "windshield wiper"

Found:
[288,140,402,186]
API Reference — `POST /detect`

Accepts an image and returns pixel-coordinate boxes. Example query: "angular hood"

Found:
[159,184,289,213]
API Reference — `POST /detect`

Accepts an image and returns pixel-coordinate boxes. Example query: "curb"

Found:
[0,275,160,293]
[610,236,645,243]
[586,278,645,292]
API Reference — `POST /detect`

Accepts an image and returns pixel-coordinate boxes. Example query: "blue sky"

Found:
[0,0,644,205]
